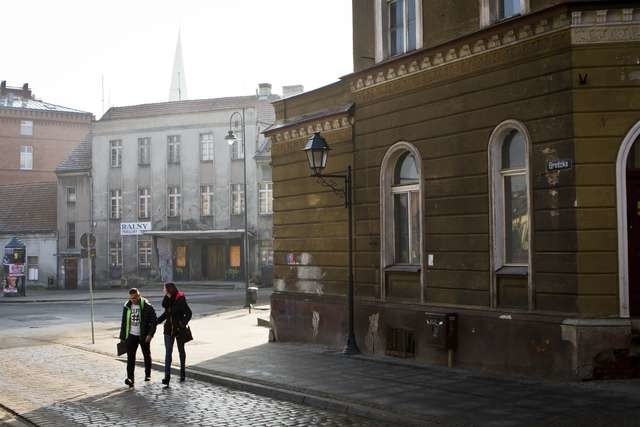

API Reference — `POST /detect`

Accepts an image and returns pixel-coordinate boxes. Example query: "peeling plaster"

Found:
[366,313,380,353]
[312,311,320,338]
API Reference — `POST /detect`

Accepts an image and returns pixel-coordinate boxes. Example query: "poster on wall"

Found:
[3,239,26,297]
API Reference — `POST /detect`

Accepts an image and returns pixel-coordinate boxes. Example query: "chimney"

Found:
[257,83,272,100]
[21,83,32,99]
[282,85,304,99]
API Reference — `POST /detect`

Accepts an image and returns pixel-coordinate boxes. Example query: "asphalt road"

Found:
[0,289,272,327]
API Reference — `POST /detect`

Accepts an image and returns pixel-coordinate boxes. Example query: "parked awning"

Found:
[144,229,255,240]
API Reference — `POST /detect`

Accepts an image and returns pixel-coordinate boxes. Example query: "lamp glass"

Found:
[225,130,237,145]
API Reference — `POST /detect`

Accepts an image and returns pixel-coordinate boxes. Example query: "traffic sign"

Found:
[80,233,96,249]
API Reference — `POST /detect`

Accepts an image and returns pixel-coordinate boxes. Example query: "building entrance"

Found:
[205,244,226,280]
[64,258,77,289]
[627,145,640,316]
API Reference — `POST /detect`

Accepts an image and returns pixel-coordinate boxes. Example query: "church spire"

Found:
[169,32,187,101]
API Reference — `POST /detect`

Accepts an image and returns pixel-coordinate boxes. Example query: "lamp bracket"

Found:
[312,172,348,207]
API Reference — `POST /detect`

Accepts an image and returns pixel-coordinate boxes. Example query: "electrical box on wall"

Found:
[424,312,457,350]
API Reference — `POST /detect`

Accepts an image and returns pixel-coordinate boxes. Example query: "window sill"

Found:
[384,264,421,273]
[138,163,150,167]
[496,265,528,277]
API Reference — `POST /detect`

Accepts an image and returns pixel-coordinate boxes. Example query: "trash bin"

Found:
[247,286,258,305]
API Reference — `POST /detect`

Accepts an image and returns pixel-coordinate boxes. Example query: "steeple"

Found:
[169,32,188,101]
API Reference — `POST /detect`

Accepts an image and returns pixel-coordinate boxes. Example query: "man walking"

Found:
[119,288,157,388]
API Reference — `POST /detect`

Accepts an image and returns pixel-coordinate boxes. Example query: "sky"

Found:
[3,0,353,118]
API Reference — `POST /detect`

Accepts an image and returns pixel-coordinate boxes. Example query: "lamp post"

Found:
[225,109,251,308]
[303,132,359,355]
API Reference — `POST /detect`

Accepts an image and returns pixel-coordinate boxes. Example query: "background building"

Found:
[0,81,92,184]
[266,1,640,378]
[0,182,58,289]
[55,140,93,289]
[89,84,278,288]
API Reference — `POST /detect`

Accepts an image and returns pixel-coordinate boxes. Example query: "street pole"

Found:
[89,249,95,344]
[241,108,250,308]
[226,109,251,309]
[344,165,359,354]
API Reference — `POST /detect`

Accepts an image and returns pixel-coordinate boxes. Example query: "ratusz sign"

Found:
[120,222,152,236]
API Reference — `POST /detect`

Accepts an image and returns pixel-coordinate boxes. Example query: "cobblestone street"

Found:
[0,341,385,427]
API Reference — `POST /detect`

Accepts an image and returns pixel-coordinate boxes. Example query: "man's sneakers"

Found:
[144,376,151,382]
[161,377,170,387]
[124,378,134,388]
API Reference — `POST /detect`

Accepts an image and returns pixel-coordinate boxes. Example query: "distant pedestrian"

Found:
[119,288,157,388]
[157,282,192,386]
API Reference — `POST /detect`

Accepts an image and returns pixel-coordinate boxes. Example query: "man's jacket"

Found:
[119,297,157,340]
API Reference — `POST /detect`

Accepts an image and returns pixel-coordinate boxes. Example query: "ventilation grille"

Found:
[386,328,415,358]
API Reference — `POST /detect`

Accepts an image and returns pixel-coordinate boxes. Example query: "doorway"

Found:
[64,258,77,289]
[617,122,640,318]
[627,149,640,316]
[204,244,226,280]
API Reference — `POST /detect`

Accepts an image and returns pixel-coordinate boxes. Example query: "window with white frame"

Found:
[20,120,33,136]
[258,182,273,215]
[491,127,530,267]
[67,222,76,249]
[138,137,151,165]
[200,133,214,161]
[392,153,421,264]
[110,189,122,219]
[66,186,76,204]
[110,240,122,266]
[20,145,33,170]
[138,240,152,268]
[138,187,151,219]
[167,135,181,164]
[231,139,244,160]
[381,143,423,270]
[259,240,273,266]
[27,256,39,281]
[231,183,244,215]
[375,0,422,62]
[480,0,529,27]
[168,186,181,217]
[110,140,122,168]
[201,185,214,216]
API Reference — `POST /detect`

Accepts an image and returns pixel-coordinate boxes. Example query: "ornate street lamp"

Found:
[303,132,359,355]
[225,109,251,308]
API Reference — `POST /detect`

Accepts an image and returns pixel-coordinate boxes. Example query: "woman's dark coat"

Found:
[157,291,192,337]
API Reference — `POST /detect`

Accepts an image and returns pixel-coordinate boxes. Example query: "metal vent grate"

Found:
[386,328,415,358]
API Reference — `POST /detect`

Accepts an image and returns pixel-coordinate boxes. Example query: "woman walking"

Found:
[157,282,192,386]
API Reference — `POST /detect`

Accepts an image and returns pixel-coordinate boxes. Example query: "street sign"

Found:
[80,248,96,258]
[80,233,96,249]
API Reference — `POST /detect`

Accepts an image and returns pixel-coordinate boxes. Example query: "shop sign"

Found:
[120,222,152,236]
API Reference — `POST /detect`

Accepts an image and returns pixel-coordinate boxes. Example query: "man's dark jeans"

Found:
[126,334,151,381]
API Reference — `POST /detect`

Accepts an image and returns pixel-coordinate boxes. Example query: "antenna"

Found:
[101,74,105,115]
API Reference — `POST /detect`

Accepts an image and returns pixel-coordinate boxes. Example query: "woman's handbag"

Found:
[177,325,193,344]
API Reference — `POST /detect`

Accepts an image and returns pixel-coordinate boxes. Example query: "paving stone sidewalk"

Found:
[186,342,640,427]
[0,341,384,427]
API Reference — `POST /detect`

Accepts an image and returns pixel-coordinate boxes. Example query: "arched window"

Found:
[489,121,532,308]
[380,142,424,300]
[392,152,420,264]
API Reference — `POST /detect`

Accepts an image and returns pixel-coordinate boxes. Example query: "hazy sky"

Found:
[3,0,353,118]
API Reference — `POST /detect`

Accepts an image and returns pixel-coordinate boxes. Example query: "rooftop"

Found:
[56,139,92,173]
[0,81,91,116]
[100,94,280,122]
[0,182,57,234]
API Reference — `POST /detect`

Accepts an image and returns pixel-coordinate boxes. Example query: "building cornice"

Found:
[348,7,638,95]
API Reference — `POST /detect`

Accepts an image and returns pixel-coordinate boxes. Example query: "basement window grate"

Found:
[386,328,415,358]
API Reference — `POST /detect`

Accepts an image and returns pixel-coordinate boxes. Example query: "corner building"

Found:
[266,1,640,378]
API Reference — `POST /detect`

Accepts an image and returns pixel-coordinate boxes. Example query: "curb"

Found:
[67,343,427,426]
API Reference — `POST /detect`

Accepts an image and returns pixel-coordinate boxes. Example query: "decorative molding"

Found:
[270,115,353,156]
[349,8,639,94]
